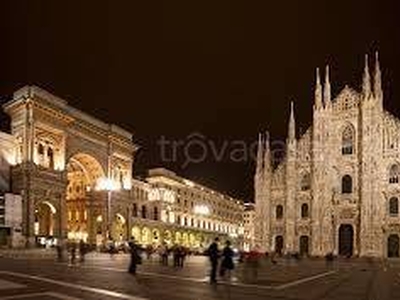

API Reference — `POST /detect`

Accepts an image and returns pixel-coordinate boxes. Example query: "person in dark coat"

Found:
[128,239,141,275]
[207,237,220,284]
[220,240,234,278]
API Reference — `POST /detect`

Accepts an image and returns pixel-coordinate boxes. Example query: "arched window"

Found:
[300,173,311,191]
[276,205,283,219]
[132,203,137,217]
[47,147,54,169]
[342,125,354,155]
[141,205,147,219]
[38,144,44,155]
[389,164,399,184]
[301,203,309,218]
[153,206,158,221]
[389,197,399,215]
[342,175,353,194]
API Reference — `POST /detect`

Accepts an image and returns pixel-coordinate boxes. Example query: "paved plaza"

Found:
[0,250,400,299]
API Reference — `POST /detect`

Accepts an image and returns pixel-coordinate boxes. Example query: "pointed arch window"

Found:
[38,144,44,155]
[389,164,399,184]
[276,205,283,219]
[342,125,354,155]
[301,203,309,218]
[389,197,399,216]
[342,175,353,194]
[300,173,311,191]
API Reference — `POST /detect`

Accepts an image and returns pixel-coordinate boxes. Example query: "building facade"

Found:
[130,168,244,250]
[255,53,400,258]
[0,85,243,249]
[243,202,255,251]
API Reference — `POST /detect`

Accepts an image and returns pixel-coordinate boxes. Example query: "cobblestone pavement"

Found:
[1,252,400,299]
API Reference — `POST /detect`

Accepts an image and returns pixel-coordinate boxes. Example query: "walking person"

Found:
[128,239,142,275]
[79,240,86,263]
[207,237,220,284]
[247,245,261,283]
[220,241,234,280]
[70,241,77,265]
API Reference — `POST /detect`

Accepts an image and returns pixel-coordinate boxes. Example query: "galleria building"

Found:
[0,86,244,249]
[255,53,400,258]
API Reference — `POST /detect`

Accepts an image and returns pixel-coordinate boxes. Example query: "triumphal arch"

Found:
[3,86,136,247]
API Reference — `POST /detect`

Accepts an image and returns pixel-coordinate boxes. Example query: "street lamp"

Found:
[96,177,119,243]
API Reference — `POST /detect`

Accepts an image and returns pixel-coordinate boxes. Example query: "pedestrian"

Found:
[173,244,180,267]
[79,240,86,262]
[56,240,63,262]
[220,240,234,279]
[128,239,142,275]
[207,237,220,284]
[70,241,77,265]
[178,246,186,268]
[247,245,261,282]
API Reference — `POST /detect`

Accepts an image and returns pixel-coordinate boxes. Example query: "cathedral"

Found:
[254,52,400,258]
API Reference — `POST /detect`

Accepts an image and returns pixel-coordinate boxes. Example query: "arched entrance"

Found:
[338,224,354,257]
[112,213,126,244]
[66,153,105,243]
[152,229,160,245]
[299,235,309,256]
[141,227,151,245]
[275,235,284,255]
[131,226,141,241]
[34,201,57,246]
[163,230,172,245]
[175,232,182,244]
[388,234,400,258]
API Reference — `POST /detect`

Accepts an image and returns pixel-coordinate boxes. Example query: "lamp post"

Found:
[96,178,119,244]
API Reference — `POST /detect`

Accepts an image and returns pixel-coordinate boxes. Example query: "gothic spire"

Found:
[314,67,322,109]
[323,65,331,106]
[255,133,264,176]
[362,54,371,98]
[288,101,296,141]
[374,51,382,99]
[263,131,271,173]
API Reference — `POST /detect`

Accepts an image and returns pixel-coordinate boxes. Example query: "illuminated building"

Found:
[255,53,400,258]
[0,85,244,249]
[243,202,255,251]
[131,168,244,249]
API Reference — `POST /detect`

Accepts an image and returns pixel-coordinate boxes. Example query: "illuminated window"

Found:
[342,125,354,155]
[389,165,399,184]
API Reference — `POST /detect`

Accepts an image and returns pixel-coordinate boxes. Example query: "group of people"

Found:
[157,243,189,267]
[126,237,236,282]
[207,237,235,284]
[55,239,89,263]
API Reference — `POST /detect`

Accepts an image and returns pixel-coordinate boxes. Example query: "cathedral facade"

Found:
[254,53,400,258]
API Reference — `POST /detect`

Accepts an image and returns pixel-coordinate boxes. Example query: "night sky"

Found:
[1,1,400,201]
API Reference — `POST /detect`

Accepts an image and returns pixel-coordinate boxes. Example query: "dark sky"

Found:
[0,1,400,201]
